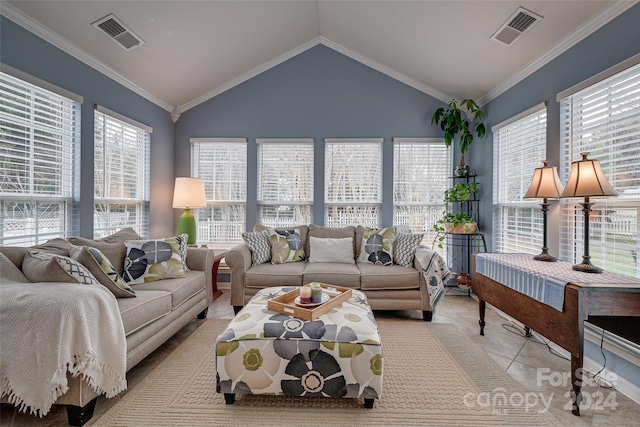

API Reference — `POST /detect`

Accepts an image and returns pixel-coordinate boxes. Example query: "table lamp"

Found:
[560,152,618,273]
[524,160,564,262]
[172,177,206,245]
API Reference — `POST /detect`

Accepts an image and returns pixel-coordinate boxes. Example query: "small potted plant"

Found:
[444,182,479,203]
[433,211,477,248]
[431,98,486,176]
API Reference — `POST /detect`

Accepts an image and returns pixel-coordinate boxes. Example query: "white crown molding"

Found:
[179,37,322,112]
[0,1,174,113]
[317,37,452,104]
[479,0,638,106]
[179,35,452,114]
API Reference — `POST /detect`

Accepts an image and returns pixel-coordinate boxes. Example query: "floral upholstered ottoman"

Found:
[216,286,383,408]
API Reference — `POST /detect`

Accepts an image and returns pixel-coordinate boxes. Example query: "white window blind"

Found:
[257,139,313,227]
[191,138,247,247]
[0,71,80,246]
[492,103,547,254]
[325,138,382,227]
[393,138,450,247]
[560,62,640,278]
[94,107,150,238]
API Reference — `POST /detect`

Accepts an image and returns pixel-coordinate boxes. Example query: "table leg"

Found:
[479,299,486,336]
[570,354,583,416]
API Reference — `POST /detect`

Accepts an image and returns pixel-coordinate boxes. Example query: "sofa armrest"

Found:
[225,243,252,307]
[186,247,216,303]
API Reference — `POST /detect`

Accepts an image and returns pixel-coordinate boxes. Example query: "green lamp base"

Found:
[177,208,197,245]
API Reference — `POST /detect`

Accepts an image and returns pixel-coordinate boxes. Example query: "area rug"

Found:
[92,319,561,426]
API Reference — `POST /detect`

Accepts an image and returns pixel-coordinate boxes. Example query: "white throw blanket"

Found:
[414,247,451,310]
[0,282,127,417]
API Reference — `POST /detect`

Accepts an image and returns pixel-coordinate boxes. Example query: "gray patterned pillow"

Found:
[242,230,271,266]
[393,232,424,267]
[123,236,186,284]
[22,251,101,285]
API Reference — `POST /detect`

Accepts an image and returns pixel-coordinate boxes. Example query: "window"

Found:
[393,138,450,245]
[559,60,640,277]
[94,106,151,239]
[191,138,247,247]
[325,138,382,227]
[0,69,81,246]
[492,103,547,254]
[257,139,313,227]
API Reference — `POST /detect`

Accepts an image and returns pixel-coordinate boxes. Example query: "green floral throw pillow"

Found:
[70,244,136,297]
[357,227,396,266]
[123,236,186,284]
[268,228,305,264]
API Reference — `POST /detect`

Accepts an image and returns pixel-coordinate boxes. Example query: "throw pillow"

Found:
[0,252,30,283]
[357,227,396,266]
[68,228,142,276]
[242,230,271,266]
[69,245,136,297]
[268,228,305,264]
[123,236,186,284]
[393,232,424,267]
[308,236,355,264]
[22,251,101,285]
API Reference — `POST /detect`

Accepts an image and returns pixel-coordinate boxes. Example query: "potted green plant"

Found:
[431,98,486,176]
[444,182,479,203]
[433,211,477,248]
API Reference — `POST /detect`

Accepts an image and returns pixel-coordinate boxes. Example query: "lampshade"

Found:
[172,177,206,208]
[524,160,564,199]
[560,152,618,199]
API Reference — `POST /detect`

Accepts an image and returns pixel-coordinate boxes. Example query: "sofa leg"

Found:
[224,393,236,404]
[422,310,433,321]
[233,306,243,315]
[364,398,374,408]
[197,307,209,319]
[66,398,97,426]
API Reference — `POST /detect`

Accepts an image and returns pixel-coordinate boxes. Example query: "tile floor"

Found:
[1,288,638,426]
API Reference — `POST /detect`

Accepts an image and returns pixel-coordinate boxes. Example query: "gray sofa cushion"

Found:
[358,262,420,290]
[245,262,305,288]
[303,262,361,288]
[117,290,171,336]
[131,270,205,309]
[68,227,141,276]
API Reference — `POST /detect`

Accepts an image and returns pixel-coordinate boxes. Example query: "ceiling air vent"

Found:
[92,14,144,51]
[491,7,542,47]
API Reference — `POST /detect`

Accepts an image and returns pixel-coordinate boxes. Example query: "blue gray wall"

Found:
[483,3,640,390]
[0,16,176,238]
[174,44,446,229]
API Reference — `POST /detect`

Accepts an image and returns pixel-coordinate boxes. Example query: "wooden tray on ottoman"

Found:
[267,283,352,321]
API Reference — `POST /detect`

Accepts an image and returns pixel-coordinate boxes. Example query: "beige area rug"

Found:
[93,319,562,426]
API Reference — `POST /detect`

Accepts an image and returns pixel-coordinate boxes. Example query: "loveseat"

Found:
[226,224,450,321]
[0,228,215,426]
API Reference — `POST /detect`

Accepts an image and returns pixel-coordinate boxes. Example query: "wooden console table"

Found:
[472,253,640,416]
[212,251,225,301]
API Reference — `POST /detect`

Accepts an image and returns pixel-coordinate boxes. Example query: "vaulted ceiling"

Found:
[3,1,635,115]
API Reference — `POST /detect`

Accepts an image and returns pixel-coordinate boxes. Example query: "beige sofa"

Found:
[226,224,445,321]
[0,230,215,426]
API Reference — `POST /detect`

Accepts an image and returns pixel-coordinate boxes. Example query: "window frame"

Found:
[93,105,151,239]
[324,138,383,227]
[492,102,548,254]
[0,68,81,246]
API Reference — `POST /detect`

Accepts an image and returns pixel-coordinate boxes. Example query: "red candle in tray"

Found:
[299,286,311,304]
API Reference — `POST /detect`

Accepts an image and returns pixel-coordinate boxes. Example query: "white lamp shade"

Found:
[172,177,206,208]
[560,152,618,198]
[524,160,564,199]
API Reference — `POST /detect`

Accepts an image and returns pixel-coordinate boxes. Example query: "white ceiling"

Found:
[3,1,635,115]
